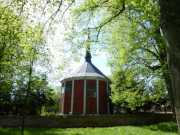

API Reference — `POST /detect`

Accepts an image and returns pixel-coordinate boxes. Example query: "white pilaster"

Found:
[83,79,86,114]
[71,80,74,114]
[62,82,66,114]
[97,79,99,114]
[107,81,110,115]
[59,87,62,114]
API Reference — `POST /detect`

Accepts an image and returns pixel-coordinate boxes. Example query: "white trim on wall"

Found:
[62,82,66,114]
[83,79,86,114]
[71,80,74,114]
[107,81,110,115]
[97,79,99,114]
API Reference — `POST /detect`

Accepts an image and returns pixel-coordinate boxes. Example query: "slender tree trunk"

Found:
[21,60,33,135]
[160,0,180,134]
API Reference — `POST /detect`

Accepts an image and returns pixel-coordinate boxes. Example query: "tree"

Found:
[110,66,170,113]
[26,75,55,115]
[103,1,175,117]
[0,7,24,108]
[0,1,48,134]
[0,0,77,135]
[0,0,77,132]
[159,0,180,133]
[42,90,61,114]
[110,67,150,111]
[150,78,170,113]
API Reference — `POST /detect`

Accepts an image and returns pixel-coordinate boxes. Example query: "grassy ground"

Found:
[0,122,178,135]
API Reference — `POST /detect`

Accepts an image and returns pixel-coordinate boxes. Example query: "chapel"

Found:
[60,50,113,114]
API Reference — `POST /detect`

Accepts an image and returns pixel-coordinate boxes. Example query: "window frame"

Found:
[87,83,96,99]
[65,84,72,93]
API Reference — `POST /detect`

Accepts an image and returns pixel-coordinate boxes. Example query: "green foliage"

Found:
[41,90,60,114]
[64,0,171,111]
[148,78,170,111]
[110,67,149,110]
[0,73,56,115]
[26,75,55,115]
[0,0,55,116]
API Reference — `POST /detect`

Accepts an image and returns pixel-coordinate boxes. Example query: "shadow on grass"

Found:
[0,127,84,135]
[143,122,178,133]
[25,128,65,135]
[0,127,21,135]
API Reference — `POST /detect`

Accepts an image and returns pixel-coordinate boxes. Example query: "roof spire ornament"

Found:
[85,31,91,63]
[85,50,92,63]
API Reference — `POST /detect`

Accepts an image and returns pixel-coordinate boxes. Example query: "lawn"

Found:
[0,122,178,135]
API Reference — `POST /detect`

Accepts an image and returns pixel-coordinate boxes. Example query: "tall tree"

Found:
[103,1,175,117]
[110,67,150,111]
[159,0,180,133]
[0,1,49,135]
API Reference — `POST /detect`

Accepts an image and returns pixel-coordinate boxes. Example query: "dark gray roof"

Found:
[63,51,107,81]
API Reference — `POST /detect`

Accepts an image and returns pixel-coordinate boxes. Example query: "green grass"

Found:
[0,122,178,135]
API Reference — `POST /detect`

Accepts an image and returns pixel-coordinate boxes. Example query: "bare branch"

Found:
[99,4,125,28]
[39,0,49,22]
[44,0,75,35]
[68,2,125,42]
[43,0,63,27]
[60,0,75,20]
[139,47,160,60]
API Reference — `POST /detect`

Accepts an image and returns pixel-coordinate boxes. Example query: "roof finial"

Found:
[85,49,91,62]
[85,30,91,63]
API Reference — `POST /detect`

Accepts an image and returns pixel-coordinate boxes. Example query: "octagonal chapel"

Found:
[60,50,113,114]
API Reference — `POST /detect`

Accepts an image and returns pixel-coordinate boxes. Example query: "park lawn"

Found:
[0,122,178,135]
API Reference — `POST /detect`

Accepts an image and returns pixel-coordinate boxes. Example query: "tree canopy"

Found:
[60,0,173,113]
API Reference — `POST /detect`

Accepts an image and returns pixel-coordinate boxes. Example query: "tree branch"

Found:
[139,47,160,60]
[69,2,125,42]
[43,0,63,27]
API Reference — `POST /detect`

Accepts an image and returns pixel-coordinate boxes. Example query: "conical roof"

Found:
[61,51,108,82]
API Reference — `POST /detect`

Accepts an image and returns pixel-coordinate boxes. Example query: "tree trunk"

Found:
[21,60,33,135]
[159,0,180,134]
[163,72,176,120]
[155,28,176,120]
